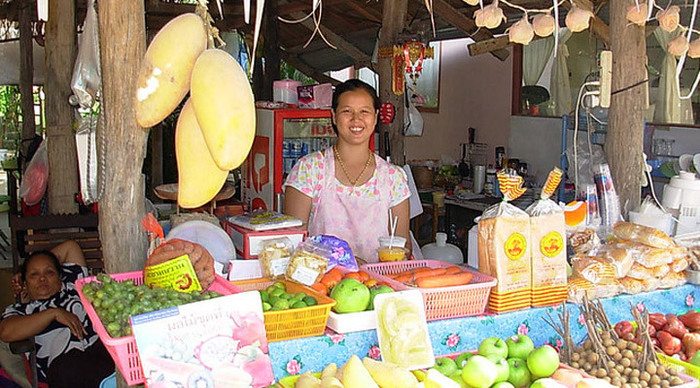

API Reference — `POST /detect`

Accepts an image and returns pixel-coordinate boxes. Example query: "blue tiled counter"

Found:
[268,284,700,380]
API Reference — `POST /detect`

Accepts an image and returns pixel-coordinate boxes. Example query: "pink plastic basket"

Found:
[362,260,497,321]
[75,271,240,386]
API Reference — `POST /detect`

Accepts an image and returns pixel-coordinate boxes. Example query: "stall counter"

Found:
[268,284,700,380]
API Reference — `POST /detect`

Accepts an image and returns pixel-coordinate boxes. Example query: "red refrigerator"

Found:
[241,108,376,212]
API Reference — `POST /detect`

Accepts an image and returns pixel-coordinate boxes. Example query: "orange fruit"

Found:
[357,271,371,282]
[310,282,328,295]
[364,279,378,288]
[564,200,587,227]
[344,272,364,282]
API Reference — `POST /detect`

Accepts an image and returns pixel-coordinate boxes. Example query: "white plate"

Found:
[679,154,694,172]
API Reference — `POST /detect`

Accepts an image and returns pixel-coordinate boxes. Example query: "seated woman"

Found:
[0,240,114,388]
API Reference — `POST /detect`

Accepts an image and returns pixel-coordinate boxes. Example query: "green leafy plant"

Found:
[0,86,22,152]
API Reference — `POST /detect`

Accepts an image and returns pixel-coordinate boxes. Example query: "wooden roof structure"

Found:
[0,0,610,78]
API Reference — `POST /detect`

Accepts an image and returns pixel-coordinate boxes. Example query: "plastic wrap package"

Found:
[19,141,48,206]
[567,275,621,303]
[526,168,567,306]
[308,235,357,271]
[588,242,641,278]
[626,262,671,280]
[671,256,690,272]
[568,228,601,255]
[76,115,100,204]
[619,277,659,294]
[285,240,331,286]
[657,271,687,289]
[70,0,101,109]
[571,255,618,283]
[612,221,675,249]
[258,238,294,279]
[594,164,621,231]
[565,138,606,196]
[636,246,688,268]
[478,172,531,312]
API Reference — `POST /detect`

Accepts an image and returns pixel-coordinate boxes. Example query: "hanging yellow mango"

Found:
[190,49,256,171]
[532,13,556,37]
[626,3,648,26]
[688,39,700,58]
[135,13,207,128]
[509,16,535,45]
[175,99,228,209]
[565,5,593,33]
[463,0,479,6]
[657,6,680,33]
[668,35,690,57]
[475,0,507,29]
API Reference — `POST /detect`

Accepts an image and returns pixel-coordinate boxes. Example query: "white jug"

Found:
[420,233,464,265]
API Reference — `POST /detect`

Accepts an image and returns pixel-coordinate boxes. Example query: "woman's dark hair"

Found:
[20,250,61,282]
[331,79,380,134]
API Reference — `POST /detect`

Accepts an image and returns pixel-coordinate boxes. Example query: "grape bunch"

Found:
[81,273,221,338]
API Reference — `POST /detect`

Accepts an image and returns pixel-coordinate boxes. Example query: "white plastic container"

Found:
[326,310,377,333]
[420,232,464,265]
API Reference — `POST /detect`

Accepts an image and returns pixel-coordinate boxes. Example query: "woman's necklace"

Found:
[334,145,373,186]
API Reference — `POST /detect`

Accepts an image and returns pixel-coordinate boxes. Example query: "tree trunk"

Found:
[19,0,35,168]
[262,0,280,102]
[97,3,147,272]
[606,0,647,214]
[377,0,408,165]
[45,0,79,214]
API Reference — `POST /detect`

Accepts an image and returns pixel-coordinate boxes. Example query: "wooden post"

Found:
[607,0,647,213]
[97,0,147,281]
[18,0,35,167]
[262,0,280,101]
[377,0,408,164]
[45,0,79,214]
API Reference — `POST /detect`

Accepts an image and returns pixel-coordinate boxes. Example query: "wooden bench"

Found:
[10,213,103,273]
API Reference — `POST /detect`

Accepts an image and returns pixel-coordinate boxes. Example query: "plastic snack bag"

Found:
[285,240,331,286]
[19,141,48,206]
[308,235,358,271]
[259,237,294,279]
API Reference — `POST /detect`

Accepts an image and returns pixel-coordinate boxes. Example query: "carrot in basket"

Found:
[412,268,448,280]
[444,266,464,275]
[415,272,473,288]
[394,274,413,283]
[412,267,435,274]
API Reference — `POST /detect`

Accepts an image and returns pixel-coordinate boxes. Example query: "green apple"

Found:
[690,351,700,366]
[434,357,459,376]
[507,358,532,388]
[478,337,509,359]
[461,355,497,388]
[493,383,516,388]
[527,345,560,379]
[455,352,474,368]
[330,278,370,313]
[367,285,394,310]
[530,378,567,388]
[506,334,535,359]
[484,355,509,383]
[449,370,469,388]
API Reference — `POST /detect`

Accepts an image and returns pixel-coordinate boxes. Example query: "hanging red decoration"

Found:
[379,102,396,124]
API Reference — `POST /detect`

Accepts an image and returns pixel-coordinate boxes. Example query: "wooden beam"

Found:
[468,35,511,57]
[290,11,372,68]
[18,0,35,167]
[431,0,510,61]
[566,0,610,46]
[346,0,383,24]
[263,0,280,100]
[280,51,340,86]
[45,0,79,214]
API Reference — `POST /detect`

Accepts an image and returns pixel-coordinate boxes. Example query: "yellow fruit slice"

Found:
[176,99,228,208]
[190,49,255,171]
[564,200,587,227]
[135,13,206,128]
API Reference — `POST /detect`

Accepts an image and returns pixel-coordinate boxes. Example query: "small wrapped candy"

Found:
[509,16,535,45]
[668,35,689,57]
[475,0,507,29]
[657,6,680,33]
[565,5,593,33]
[626,3,648,26]
[688,39,700,59]
[532,13,556,37]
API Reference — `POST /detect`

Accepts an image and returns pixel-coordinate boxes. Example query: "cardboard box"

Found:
[221,220,307,259]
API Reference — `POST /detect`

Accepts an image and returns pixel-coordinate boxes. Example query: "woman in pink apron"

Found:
[284,79,411,262]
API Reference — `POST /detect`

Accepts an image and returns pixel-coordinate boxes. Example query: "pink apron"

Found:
[309,148,392,261]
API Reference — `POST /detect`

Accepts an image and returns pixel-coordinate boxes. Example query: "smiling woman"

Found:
[283,79,412,261]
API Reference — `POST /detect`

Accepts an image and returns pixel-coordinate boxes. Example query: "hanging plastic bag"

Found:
[76,114,99,204]
[403,84,424,137]
[70,0,101,108]
[19,141,48,206]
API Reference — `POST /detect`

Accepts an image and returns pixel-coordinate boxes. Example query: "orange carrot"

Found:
[412,268,448,280]
[444,266,464,275]
[412,267,434,274]
[415,272,474,288]
[394,274,413,283]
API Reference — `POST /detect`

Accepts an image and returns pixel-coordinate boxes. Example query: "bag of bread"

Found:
[568,276,621,303]
[478,172,531,304]
[589,242,640,278]
[626,262,670,280]
[526,168,567,302]
[671,255,690,272]
[612,221,675,249]
[571,255,618,283]
[568,228,601,255]
[620,276,659,294]
[657,271,687,289]
[637,246,688,268]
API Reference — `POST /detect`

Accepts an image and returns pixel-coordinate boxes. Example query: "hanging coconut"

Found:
[688,39,700,58]
[475,0,507,29]
[626,3,649,26]
[532,13,556,37]
[668,35,690,57]
[565,5,593,33]
[657,6,680,33]
[463,0,479,6]
[509,16,535,45]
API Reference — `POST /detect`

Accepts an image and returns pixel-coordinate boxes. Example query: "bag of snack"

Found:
[285,240,331,286]
[259,238,294,279]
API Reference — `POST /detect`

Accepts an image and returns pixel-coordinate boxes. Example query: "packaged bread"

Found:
[612,221,675,249]
[637,246,688,268]
[671,255,690,273]
[568,228,601,255]
[626,262,670,280]
[568,276,621,303]
[589,242,640,278]
[571,255,618,283]
[258,237,294,279]
[526,168,568,293]
[285,240,331,286]
[657,271,687,289]
[478,173,531,295]
[620,277,659,294]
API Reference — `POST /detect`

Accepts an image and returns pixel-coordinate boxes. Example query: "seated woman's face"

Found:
[25,255,62,300]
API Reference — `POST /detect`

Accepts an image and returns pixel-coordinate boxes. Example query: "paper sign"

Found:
[373,290,435,370]
[144,254,202,293]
